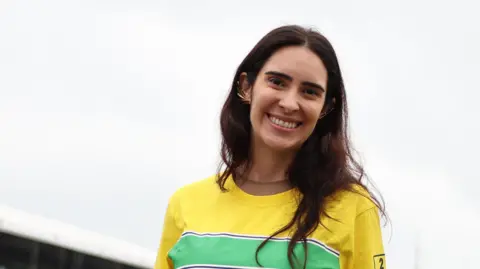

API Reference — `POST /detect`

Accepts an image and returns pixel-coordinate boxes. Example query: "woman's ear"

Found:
[237,72,252,103]
[319,97,336,120]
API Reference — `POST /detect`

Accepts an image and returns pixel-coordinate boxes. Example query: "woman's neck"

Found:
[246,140,295,183]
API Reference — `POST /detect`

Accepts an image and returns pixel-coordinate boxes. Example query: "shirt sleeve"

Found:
[351,206,386,269]
[154,194,184,269]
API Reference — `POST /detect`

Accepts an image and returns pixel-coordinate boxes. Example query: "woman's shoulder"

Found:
[167,174,220,206]
[326,183,380,217]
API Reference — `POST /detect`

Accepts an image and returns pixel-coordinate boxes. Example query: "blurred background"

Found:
[1,0,479,268]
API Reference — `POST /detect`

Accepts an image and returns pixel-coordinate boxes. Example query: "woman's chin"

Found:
[262,135,301,153]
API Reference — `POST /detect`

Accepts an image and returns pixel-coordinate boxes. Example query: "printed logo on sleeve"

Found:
[373,254,386,269]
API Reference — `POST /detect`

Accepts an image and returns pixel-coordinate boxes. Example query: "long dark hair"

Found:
[216,25,386,269]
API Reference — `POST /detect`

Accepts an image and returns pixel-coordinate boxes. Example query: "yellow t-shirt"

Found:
[154,175,386,269]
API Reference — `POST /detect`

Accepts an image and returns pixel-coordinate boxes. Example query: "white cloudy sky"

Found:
[1,0,479,268]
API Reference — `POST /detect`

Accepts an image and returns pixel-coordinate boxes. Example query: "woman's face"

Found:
[240,46,328,152]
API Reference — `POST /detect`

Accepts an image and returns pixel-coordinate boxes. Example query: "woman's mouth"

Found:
[267,114,302,129]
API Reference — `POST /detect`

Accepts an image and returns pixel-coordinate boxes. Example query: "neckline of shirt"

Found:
[224,175,299,207]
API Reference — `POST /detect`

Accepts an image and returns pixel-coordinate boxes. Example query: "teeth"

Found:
[269,116,298,129]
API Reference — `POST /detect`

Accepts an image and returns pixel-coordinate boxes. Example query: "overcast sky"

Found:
[1,1,479,268]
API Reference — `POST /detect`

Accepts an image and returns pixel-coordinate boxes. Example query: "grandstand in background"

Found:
[0,205,156,269]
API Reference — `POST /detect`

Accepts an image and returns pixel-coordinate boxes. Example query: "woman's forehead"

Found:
[261,47,328,85]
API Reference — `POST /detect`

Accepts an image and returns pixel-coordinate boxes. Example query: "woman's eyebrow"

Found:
[264,71,325,92]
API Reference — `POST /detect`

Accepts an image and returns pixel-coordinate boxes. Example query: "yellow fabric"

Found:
[154,175,386,269]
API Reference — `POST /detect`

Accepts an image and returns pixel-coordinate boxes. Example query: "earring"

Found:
[319,98,336,120]
[236,81,250,104]
[237,91,250,103]
[319,107,334,120]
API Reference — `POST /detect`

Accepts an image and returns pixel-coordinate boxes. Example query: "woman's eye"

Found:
[304,88,319,96]
[268,77,284,87]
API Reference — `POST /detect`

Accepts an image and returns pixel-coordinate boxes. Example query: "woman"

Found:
[154,25,387,269]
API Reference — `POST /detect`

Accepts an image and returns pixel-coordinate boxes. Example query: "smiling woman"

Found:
[154,25,387,269]
[238,45,329,153]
